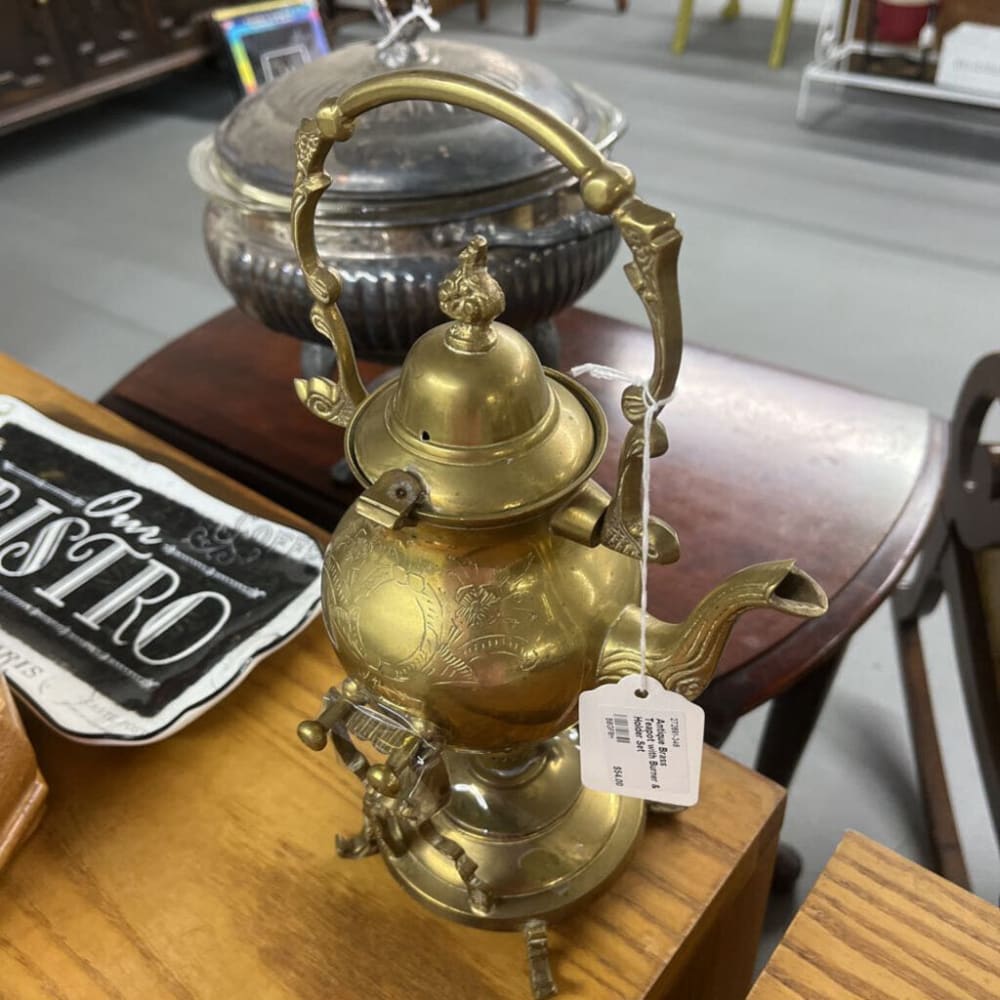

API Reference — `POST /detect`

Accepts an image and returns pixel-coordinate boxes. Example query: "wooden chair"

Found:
[892,353,1000,890]
[671,0,797,69]
[477,0,628,38]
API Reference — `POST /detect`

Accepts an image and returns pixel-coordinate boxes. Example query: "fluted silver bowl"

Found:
[189,39,625,363]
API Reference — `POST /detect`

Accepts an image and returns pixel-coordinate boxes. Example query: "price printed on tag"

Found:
[578,674,705,807]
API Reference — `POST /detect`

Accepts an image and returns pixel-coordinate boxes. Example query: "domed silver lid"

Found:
[207,38,624,205]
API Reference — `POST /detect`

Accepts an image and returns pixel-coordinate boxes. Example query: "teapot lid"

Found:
[345,238,606,524]
[209,38,624,204]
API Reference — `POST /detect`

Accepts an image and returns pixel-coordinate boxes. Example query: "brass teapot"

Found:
[291,70,827,998]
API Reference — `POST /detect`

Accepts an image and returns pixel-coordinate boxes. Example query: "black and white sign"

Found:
[0,396,323,744]
[578,674,705,807]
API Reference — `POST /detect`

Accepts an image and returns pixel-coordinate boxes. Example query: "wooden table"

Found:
[0,354,786,1000]
[750,830,1000,999]
[101,307,947,801]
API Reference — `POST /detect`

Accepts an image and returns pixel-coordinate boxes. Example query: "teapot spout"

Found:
[594,560,827,700]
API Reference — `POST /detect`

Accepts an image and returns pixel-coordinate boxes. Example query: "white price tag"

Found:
[578,675,705,807]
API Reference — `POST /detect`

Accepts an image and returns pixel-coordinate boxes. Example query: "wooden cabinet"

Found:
[0,0,220,136]
[0,1,71,116]
[52,0,158,81]
[155,0,218,52]
[938,0,1000,38]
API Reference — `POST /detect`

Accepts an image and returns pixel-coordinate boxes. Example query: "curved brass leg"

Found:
[336,817,380,859]
[524,920,556,1000]
[418,817,495,915]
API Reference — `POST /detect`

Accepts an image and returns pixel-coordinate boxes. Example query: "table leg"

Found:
[754,649,843,892]
[704,712,736,749]
[754,647,843,788]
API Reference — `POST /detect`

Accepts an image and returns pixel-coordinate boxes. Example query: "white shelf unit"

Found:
[797,0,1000,122]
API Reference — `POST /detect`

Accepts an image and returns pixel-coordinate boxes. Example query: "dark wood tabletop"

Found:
[101,307,947,729]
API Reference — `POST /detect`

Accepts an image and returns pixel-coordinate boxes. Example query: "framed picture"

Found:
[212,0,330,95]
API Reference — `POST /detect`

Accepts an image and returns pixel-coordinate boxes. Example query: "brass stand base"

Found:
[381,731,646,931]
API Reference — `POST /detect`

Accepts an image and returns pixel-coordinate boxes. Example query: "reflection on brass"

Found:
[288,70,827,999]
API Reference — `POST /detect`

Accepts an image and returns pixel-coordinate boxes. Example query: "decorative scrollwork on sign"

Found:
[182,524,261,566]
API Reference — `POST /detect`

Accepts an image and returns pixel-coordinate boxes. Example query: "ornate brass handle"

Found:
[291,70,683,558]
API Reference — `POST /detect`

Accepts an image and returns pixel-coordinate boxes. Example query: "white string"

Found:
[571,363,668,694]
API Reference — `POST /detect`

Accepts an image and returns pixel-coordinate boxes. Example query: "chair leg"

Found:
[672,0,696,54]
[768,0,795,68]
[617,0,628,12]
[704,712,737,749]
[721,0,739,20]
[526,0,539,35]
[941,535,1000,854]
[478,0,489,21]
[892,603,971,888]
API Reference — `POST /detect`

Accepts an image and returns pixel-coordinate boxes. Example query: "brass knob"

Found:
[367,764,401,797]
[297,720,328,751]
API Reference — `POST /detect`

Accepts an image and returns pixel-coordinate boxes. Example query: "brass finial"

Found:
[438,236,505,352]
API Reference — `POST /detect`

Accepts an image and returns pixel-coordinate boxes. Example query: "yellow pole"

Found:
[768,0,795,68]
[672,0,695,54]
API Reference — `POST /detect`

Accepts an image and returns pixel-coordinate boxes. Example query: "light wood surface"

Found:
[750,830,1000,1000]
[0,353,786,1000]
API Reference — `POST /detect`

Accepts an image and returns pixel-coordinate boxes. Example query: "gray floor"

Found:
[2,0,998,969]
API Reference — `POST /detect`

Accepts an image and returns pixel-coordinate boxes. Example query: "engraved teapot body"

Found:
[325,481,639,752]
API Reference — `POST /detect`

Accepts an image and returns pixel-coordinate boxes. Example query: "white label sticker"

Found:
[578,674,705,807]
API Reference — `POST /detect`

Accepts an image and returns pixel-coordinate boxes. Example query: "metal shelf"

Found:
[797,0,1000,123]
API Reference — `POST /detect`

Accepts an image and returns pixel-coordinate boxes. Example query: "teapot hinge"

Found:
[356,469,424,529]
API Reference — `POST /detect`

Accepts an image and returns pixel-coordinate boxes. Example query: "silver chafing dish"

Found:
[188,5,625,364]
